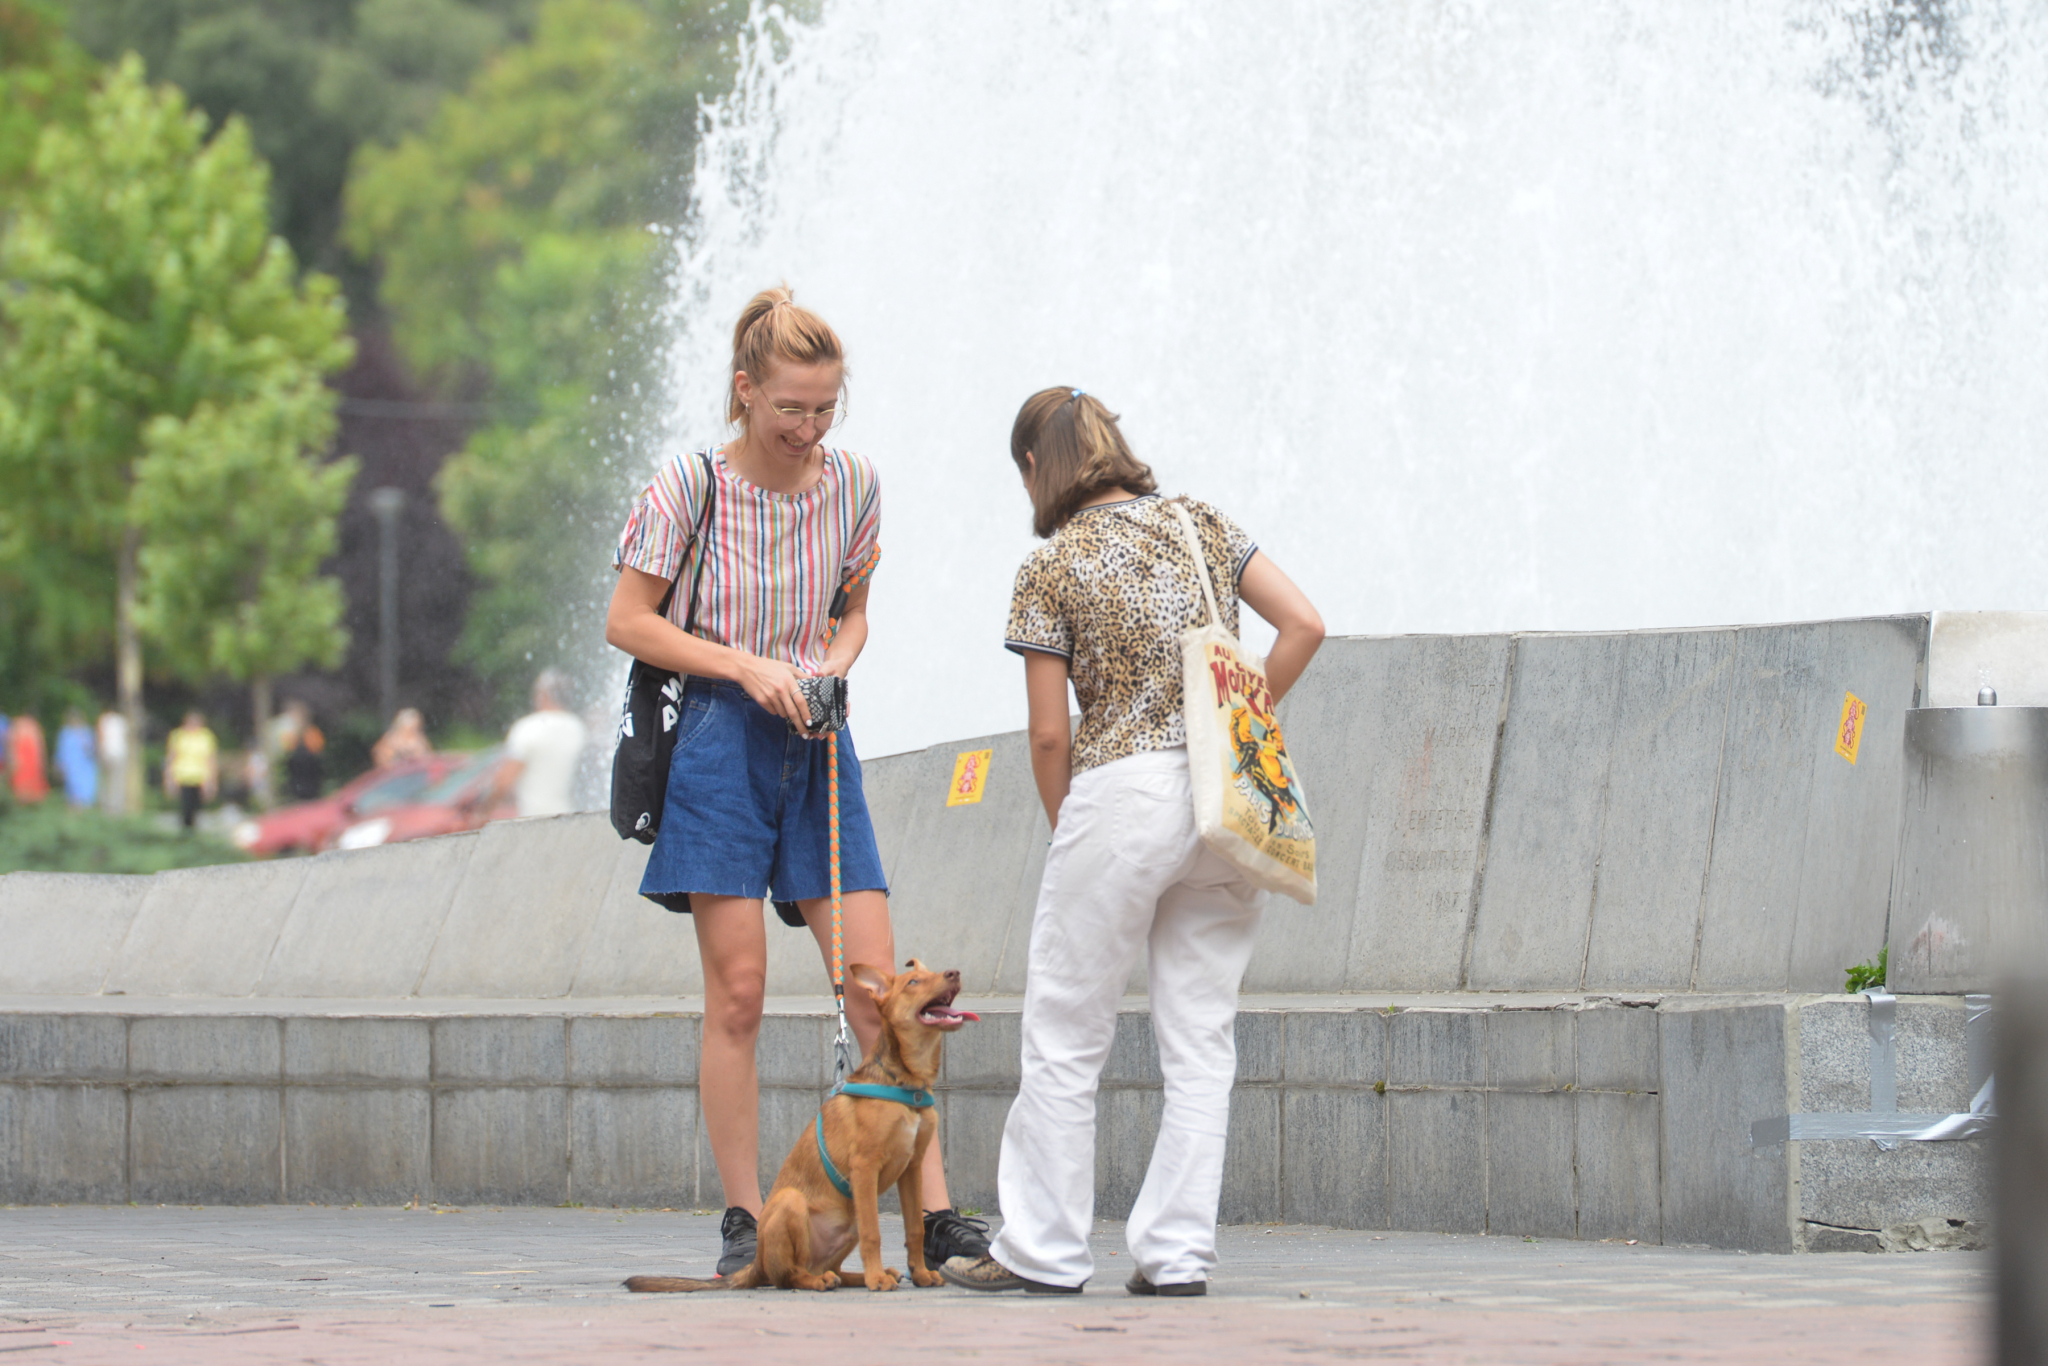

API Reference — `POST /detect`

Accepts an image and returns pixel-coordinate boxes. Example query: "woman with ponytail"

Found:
[604,287,987,1277]
[943,389,1325,1296]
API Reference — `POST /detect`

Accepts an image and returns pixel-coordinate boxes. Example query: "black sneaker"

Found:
[716,1206,758,1277]
[922,1208,992,1267]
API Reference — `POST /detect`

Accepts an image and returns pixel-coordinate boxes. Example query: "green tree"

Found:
[346,0,736,704]
[0,57,355,801]
[0,0,96,199]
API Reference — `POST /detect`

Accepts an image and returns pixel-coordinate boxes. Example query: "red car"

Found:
[231,755,468,856]
[333,748,517,850]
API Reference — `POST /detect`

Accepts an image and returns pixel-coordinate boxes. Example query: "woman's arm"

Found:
[1023,649,1074,829]
[817,578,870,679]
[604,565,813,731]
[1237,550,1325,703]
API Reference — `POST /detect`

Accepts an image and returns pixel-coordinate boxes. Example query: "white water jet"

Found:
[649,0,2048,760]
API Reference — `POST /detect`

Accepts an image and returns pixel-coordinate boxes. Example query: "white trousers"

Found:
[989,747,1264,1288]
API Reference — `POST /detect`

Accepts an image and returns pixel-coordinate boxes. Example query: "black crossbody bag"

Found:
[609,452,718,843]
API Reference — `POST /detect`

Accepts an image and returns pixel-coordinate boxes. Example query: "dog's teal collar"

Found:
[815,1083,937,1198]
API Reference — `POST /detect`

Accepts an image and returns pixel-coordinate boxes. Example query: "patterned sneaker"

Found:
[716,1206,758,1277]
[922,1208,992,1267]
[939,1255,1082,1294]
[1126,1269,1207,1297]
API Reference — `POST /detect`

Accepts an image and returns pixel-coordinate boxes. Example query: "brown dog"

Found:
[624,959,978,1293]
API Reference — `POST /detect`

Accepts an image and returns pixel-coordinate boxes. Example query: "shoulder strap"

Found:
[663,451,718,631]
[1168,498,1223,631]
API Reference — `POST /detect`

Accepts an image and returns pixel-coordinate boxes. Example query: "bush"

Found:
[0,801,249,874]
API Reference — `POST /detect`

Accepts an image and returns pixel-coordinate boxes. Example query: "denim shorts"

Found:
[638,678,887,926]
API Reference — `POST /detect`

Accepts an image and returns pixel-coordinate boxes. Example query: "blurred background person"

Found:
[492,669,586,818]
[95,709,128,814]
[282,701,325,802]
[54,709,97,810]
[0,713,11,798]
[9,714,48,805]
[371,707,432,769]
[163,711,218,831]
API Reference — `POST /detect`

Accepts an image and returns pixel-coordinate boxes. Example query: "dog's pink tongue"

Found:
[956,1009,981,1022]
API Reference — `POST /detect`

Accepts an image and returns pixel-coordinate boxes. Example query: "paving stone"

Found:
[1282,1088,1385,1230]
[1800,1139,1989,1231]
[1488,1009,1573,1089]
[1575,1004,1659,1092]
[432,1017,566,1085]
[417,815,618,998]
[1094,1087,1165,1220]
[258,835,479,998]
[283,1019,429,1085]
[104,861,309,998]
[432,1088,569,1205]
[1282,1009,1386,1086]
[1219,1086,1281,1224]
[1798,998,1871,1114]
[1388,1009,1483,1086]
[566,1016,698,1087]
[0,1083,127,1203]
[284,1089,429,1205]
[0,1015,126,1080]
[1388,1090,1485,1233]
[1577,1090,1662,1244]
[1659,1003,1793,1251]
[0,871,151,994]
[570,1088,697,1208]
[131,1087,283,1204]
[129,1017,279,1083]
[1486,1091,1576,1237]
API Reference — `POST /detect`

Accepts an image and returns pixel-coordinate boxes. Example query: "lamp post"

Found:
[368,487,405,724]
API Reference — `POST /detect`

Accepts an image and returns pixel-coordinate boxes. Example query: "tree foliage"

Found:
[0,0,96,198]
[0,58,356,729]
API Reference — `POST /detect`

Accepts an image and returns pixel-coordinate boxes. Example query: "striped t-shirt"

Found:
[613,447,881,675]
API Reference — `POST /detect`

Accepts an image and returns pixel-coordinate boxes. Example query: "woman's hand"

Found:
[733,652,812,731]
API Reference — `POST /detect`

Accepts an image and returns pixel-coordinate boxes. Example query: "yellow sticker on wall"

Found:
[1835,692,1867,765]
[947,749,992,806]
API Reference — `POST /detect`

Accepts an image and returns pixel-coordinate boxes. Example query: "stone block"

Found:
[433,1017,566,1085]
[105,860,309,997]
[418,815,618,998]
[1575,1005,1658,1092]
[284,1018,429,1084]
[1997,979,2048,1361]
[749,1086,829,1191]
[935,1089,1010,1216]
[755,1015,824,1089]
[0,1014,126,1080]
[885,731,1042,996]
[1468,632,1626,990]
[568,839,698,998]
[1094,1087,1163,1220]
[567,1016,699,1087]
[131,1086,282,1203]
[1797,998,1870,1114]
[432,1087,569,1205]
[1897,999,1973,1114]
[1235,1011,1285,1083]
[1282,1010,1386,1086]
[940,1010,1020,1088]
[571,1088,697,1208]
[1388,1089,1485,1233]
[1488,1009,1573,1089]
[1658,1003,1793,1251]
[1582,630,1736,990]
[0,871,151,994]
[1334,635,1512,993]
[1282,1088,1385,1229]
[284,1088,429,1205]
[1577,1091,1662,1243]
[257,834,479,998]
[1219,1085,1281,1224]
[1805,1223,1882,1253]
[1486,1091,1576,1238]
[129,1016,279,1083]
[1799,1139,1989,1230]
[1388,1009,1483,1086]
[0,1083,127,1203]
[1102,1011,1161,1086]
[858,748,925,889]
[760,907,834,998]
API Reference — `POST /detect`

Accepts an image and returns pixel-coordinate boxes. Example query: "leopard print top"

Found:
[1005,494,1257,775]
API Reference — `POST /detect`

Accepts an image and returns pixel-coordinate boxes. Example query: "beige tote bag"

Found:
[1168,500,1317,904]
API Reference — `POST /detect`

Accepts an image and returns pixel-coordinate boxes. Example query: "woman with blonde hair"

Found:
[945,388,1324,1296]
[604,287,986,1276]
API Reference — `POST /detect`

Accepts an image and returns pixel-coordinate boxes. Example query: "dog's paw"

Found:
[910,1267,944,1288]
[819,1270,841,1289]
[864,1267,900,1292]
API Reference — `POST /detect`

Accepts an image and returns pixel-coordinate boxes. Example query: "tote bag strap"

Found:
[1168,499,1225,632]
[655,451,719,633]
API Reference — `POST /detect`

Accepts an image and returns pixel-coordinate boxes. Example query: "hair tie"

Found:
[1071,388,1085,400]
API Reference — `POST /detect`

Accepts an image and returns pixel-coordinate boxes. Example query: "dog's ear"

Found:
[847,962,892,1001]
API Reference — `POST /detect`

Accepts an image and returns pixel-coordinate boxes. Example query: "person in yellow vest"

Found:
[163,711,219,832]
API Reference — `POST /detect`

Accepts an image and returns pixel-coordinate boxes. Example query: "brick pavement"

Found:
[0,1206,1987,1364]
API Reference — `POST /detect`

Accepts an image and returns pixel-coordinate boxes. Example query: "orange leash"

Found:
[823,544,880,1090]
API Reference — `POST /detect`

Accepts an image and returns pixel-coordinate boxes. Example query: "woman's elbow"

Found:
[1289,606,1326,645]
[1028,727,1067,758]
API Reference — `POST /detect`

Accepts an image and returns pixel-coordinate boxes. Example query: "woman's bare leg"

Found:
[694,895,770,1215]
[800,889,953,1210]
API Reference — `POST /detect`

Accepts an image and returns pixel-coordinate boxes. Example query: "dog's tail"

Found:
[622,1272,733,1293]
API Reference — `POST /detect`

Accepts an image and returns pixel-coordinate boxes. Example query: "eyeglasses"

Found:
[765,403,843,431]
